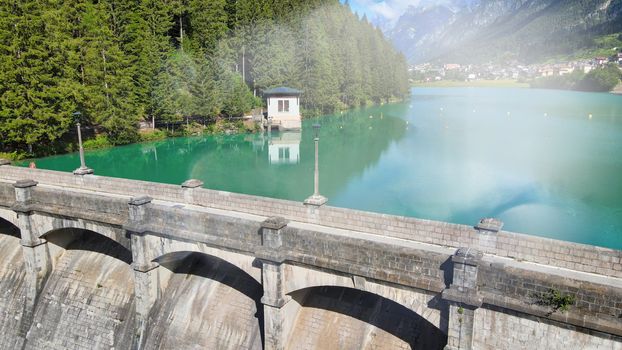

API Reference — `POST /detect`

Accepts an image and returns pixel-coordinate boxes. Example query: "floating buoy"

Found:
[589,114,593,119]
[544,113,548,117]
[369,115,373,119]
[406,121,409,125]
[340,125,343,129]
[369,126,373,130]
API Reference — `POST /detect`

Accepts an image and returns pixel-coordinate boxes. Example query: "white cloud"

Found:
[350,0,422,22]
[349,0,457,26]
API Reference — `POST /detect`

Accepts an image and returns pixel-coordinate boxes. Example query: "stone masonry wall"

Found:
[0,182,13,205]
[30,186,129,226]
[1,166,620,279]
[284,228,449,293]
[145,205,263,253]
[473,307,622,350]
[478,263,622,335]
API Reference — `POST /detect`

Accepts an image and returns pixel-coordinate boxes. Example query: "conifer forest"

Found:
[0,0,409,156]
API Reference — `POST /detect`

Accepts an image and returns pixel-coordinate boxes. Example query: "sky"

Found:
[342,0,425,25]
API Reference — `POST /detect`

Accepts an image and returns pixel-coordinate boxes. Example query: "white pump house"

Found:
[264,87,302,130]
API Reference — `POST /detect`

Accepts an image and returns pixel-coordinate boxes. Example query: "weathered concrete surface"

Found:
[0,220,27,349]
[287,287,446,349]
[23,233,135,350]
[141,253,263,350]
[473,307,622,350]
[282,263,445,329]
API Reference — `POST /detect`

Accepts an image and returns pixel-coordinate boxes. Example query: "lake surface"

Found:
[26,88,622,249]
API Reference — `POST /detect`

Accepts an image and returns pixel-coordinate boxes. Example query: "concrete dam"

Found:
[0,164,621,349]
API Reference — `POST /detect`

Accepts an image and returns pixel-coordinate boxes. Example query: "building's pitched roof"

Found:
[263,87,302,96]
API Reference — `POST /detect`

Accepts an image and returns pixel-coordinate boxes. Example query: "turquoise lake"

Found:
[26,88,622,249]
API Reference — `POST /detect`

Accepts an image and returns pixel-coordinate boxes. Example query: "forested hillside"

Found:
[0,0,409,156]
[388,0,622,64]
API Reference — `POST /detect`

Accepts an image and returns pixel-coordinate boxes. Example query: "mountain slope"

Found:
[387,0,622,63]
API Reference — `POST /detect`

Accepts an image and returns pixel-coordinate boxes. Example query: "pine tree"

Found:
[116,0,174,123]
[297,9,339,114]
[251,24,298,91]
[79,1,140,144]
[0,0,76,154]
[188,0,228,53]
[153,50,196,123]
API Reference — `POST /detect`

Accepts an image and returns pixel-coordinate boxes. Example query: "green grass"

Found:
[413,79,529,88]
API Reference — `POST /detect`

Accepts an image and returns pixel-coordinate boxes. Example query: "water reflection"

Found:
[37,110,408,202]
[268,132,301,165]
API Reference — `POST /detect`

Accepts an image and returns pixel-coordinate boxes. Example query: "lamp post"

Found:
[72,112,93,175]
[304,123,327,206]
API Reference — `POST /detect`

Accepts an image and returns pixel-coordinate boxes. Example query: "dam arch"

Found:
[43,227,132,266]
[141,251,265,350]
[23,227,137,349]
[152,250,264,298]
[33,213,130,251]
[282,263,445,329]
[286,285,447,349]
[0,208,19,228]
[149,239,262,284]
[0,216,20,238]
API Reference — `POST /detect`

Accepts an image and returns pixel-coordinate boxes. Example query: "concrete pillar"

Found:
[125,196,160,344]
[13,180,50,287]
[258,217,294,350]
[475,217,503,250]
[441,248,484,350]
[12,180,50,337]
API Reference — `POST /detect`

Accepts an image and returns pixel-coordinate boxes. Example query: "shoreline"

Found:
[412,79,529,88]
[3,100,408,163]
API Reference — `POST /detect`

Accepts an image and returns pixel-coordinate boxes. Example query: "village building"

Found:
[443,63,461,70]
[558,66,575,75]
[264,87,302,130]
[583,64,594,74]
[539,66,555,77]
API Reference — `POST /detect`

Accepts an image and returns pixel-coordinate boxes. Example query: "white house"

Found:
[264,87,302,130]
[268,132,300,165]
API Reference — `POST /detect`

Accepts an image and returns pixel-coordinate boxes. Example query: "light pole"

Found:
[304,123,327,206]
[72,112,93,175]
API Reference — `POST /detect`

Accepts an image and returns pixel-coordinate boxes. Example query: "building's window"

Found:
[278,147,290,159]
[278,100,290,112]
